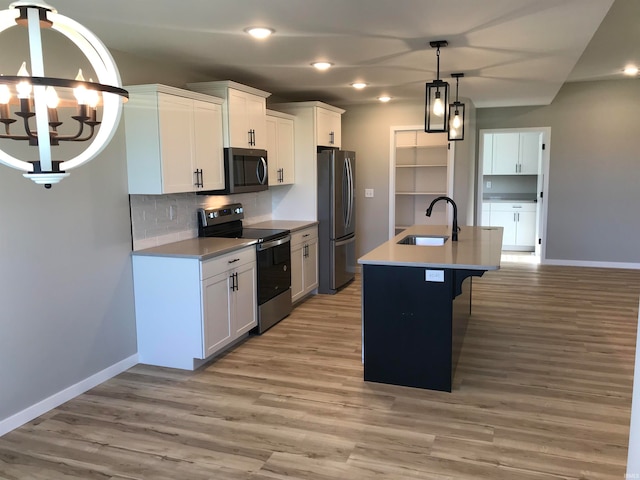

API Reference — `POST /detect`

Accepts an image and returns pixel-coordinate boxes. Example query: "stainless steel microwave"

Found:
[198,147,268,195]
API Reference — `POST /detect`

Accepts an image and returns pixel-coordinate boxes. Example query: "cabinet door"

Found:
[492,133,519,175]
[202,271,233,358]
[277,117,295,185]
[491,210,517,246]
[227,89,252,147]
[290,243,304,303]
[266,116,279,186]
[233,261,258,336]
[158,93,196,193]
[519,132,541,175]
[193,100,225,191]
[246,94,267,149]
[303,240,318,293]
[481,203,491,226]
[317,108,340,147]
[515,210,537,247]
[482,133,494,175]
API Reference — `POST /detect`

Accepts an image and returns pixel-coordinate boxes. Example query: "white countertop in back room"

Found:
[246,220,318,232]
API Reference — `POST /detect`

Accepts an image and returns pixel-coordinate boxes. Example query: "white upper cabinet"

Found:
[266,109,295,186]
[316,106,342,148]
[484,132,542,175]
[187,80,271,150]
[124,84,224,195]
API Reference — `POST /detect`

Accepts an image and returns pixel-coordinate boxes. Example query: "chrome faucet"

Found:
[426,196,459,241]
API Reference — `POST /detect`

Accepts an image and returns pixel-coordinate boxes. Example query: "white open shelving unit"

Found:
[389,126,454,238]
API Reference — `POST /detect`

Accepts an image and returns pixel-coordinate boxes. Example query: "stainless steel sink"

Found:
[397,235,449,246]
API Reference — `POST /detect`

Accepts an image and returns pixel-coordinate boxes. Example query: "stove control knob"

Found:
[235,207,242,214]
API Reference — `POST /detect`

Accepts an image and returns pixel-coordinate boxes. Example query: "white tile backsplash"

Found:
[130,190,274,250]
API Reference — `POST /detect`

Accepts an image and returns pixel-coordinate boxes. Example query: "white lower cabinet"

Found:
[291,226,318,303]
[133,246,257,370]
[487,202,536,249]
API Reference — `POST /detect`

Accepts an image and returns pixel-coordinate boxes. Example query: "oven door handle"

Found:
[256,235,291,251]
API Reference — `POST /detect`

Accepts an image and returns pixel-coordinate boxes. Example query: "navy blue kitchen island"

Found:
[358,225,503,392]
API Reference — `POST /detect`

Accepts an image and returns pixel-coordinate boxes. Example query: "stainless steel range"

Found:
[198,203,292,333]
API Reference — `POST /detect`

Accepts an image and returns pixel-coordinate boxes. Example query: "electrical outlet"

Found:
[169,204,177,220]
[486,181,492,189]
[365,188,374,198]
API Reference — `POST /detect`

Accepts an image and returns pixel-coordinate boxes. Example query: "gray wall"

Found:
[477,79,640,263]
[0,44,210,424]
[340,100,476,258]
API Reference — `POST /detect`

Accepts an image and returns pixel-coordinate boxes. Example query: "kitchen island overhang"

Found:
[358,225,503,392]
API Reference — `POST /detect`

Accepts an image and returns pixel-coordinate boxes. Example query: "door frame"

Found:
[477,127,551,262]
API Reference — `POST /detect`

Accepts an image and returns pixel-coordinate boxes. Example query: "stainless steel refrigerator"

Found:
[317,148,356,294]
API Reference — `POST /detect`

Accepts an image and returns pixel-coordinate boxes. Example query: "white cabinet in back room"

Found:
[266,109,295,185]
[132,246,257,370]
[290,225,318,303]
[486,202,536,250]
[484,132,541,175]
[187,80,271,149]
[124,84,224,195]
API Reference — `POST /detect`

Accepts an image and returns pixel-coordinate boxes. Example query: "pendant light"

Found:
[448,73,465,141]
[425,40,449,133]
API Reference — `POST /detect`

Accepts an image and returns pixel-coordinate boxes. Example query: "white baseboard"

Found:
[0,354,138,437]
[543,258,640,270]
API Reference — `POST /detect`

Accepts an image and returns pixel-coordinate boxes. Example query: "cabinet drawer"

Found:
[489,202,536,212]
[201,246,255,280]
[291,226,318,247]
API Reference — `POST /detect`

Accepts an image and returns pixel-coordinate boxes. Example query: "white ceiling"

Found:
[9,0,638,108]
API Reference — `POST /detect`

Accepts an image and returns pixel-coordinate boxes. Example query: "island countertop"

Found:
[358,225,503,270]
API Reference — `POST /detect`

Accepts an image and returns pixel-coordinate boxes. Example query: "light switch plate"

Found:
[425,270,445,282]
[365,188,374,198]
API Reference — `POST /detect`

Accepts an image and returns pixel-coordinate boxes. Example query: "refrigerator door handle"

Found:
[346,157,354,228]
[342,159,349,228]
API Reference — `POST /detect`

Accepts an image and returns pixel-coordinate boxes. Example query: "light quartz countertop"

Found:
[245,220,318,232]
[131,237,257,261]
[358,225,503,271]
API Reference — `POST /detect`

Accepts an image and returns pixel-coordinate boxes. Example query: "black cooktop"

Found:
[240,227,289,242]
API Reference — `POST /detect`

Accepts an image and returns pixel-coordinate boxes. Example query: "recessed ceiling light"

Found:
[244,27,275,39]
[311,62,333,71]
[623,65,639,76]
[351,82,367,89]
[378,96,391,103]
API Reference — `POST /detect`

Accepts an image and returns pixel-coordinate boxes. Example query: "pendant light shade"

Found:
[425,40,449,133]
[448,73,465,141]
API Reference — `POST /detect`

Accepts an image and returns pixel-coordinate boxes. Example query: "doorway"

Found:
[477,127,550,263]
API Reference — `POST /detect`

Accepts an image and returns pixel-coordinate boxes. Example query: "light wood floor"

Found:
[1,263,639,479]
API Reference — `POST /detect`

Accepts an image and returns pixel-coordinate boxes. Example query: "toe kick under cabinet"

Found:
[132,246,257,370]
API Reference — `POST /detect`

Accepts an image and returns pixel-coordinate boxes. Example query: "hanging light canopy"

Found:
[448,73,465,141]
[0,2,128,188]
[425,40,449,133]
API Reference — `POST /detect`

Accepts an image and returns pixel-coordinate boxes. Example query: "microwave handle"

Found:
[257,157,268,185]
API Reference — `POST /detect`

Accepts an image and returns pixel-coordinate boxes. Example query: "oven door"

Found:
[256,236,291,305]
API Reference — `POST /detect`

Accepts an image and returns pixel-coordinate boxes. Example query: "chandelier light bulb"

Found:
[86,78,100,108]
[73,69,87,105]
[0,84,11,104]
[45,86,59,109]
[16,61,32,99]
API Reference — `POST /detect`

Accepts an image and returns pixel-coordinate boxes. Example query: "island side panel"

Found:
[362,264,454,392]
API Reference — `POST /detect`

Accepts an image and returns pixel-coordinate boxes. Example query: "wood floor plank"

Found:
[1,262,639,479]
